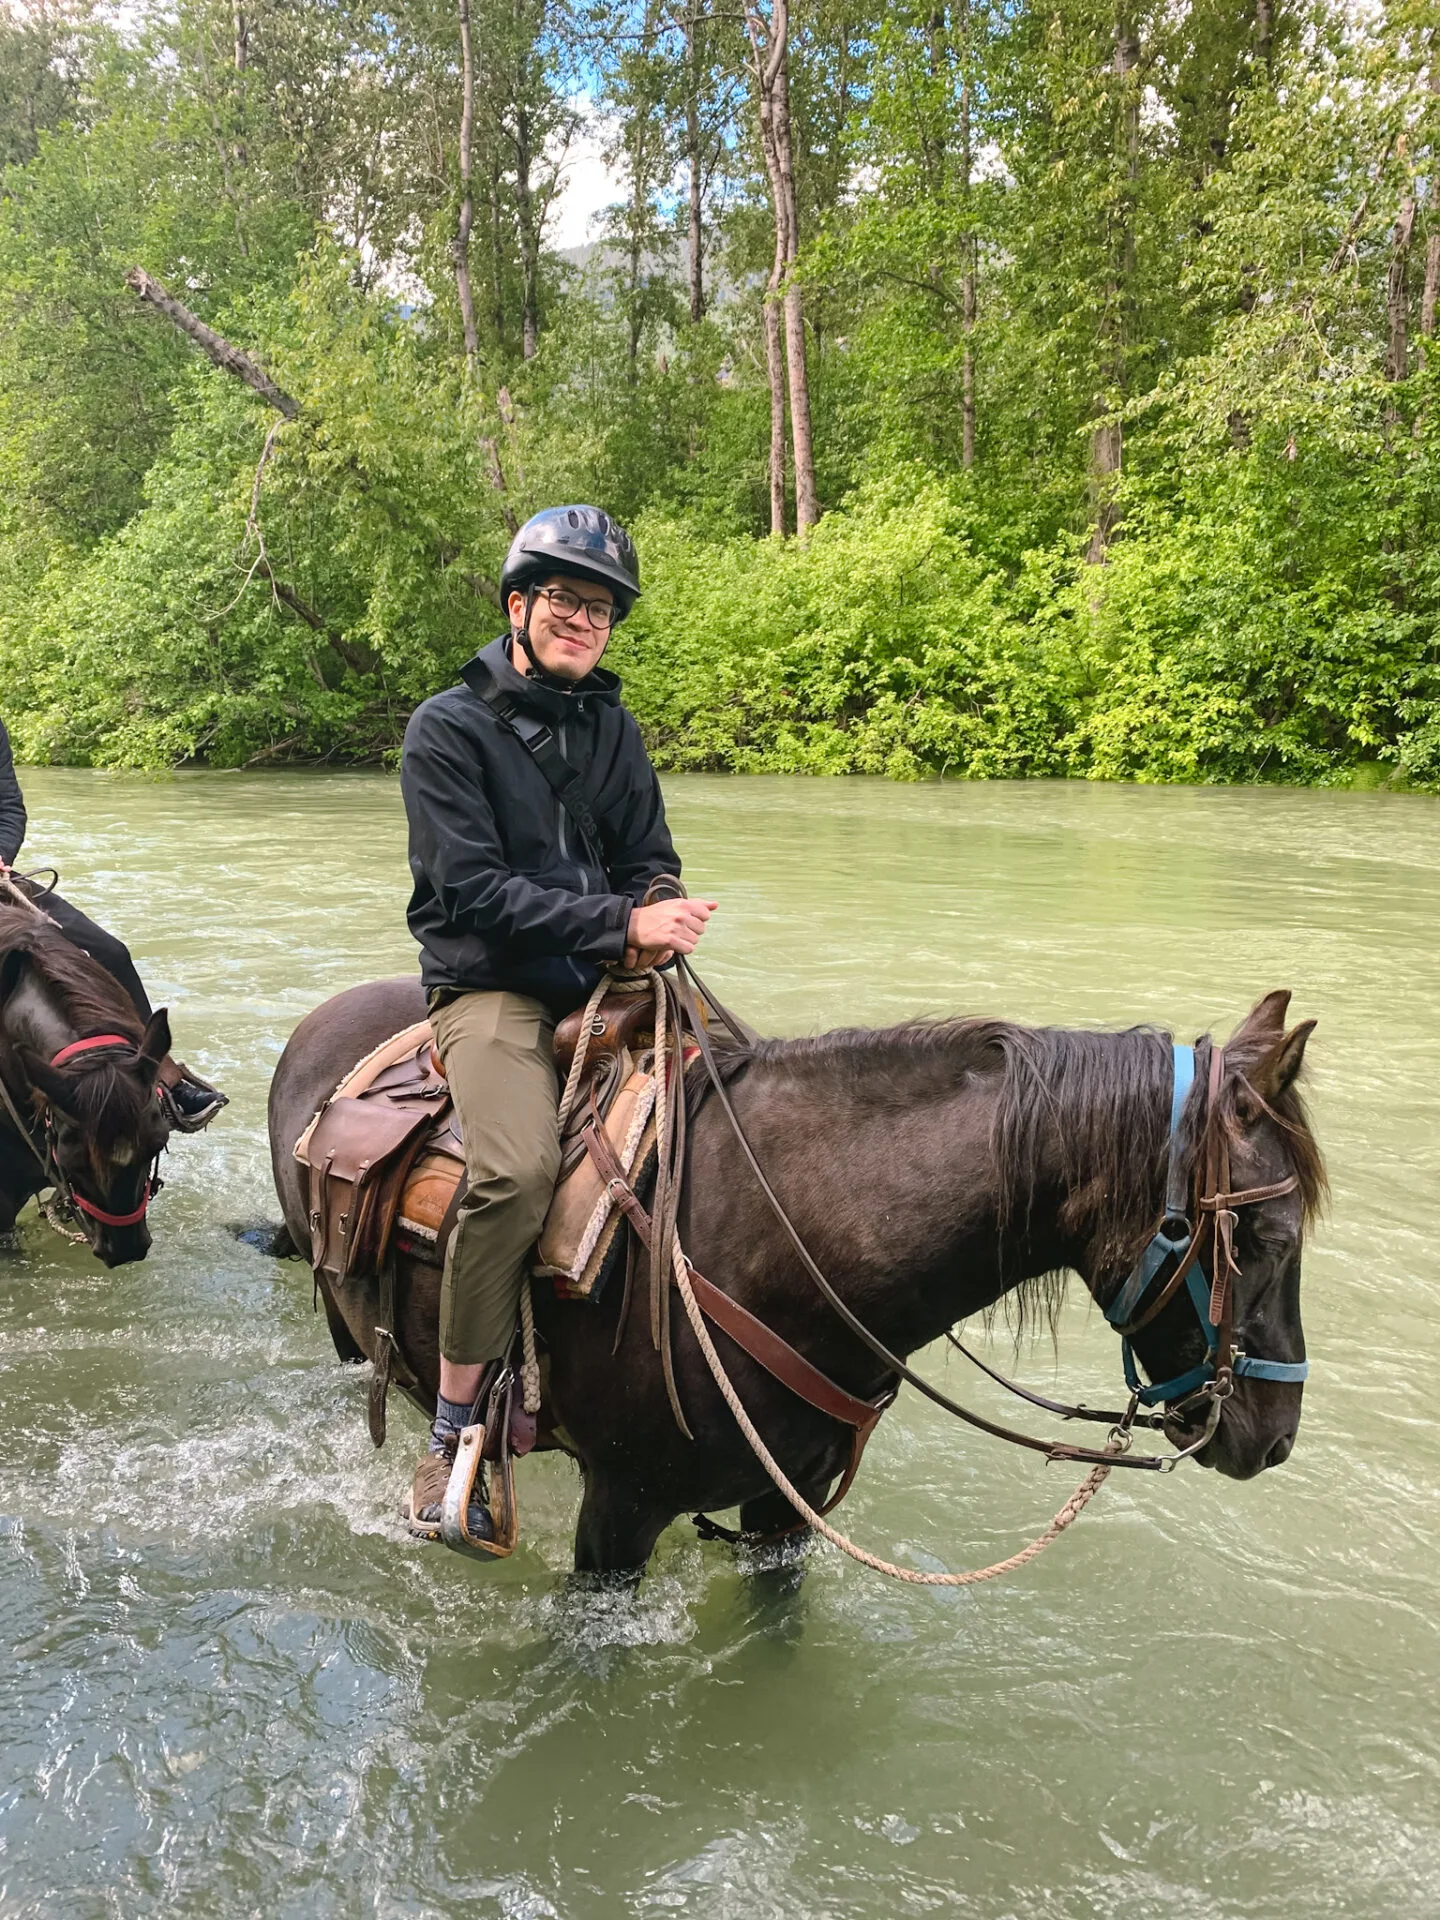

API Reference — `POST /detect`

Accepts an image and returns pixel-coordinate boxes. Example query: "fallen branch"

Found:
[244,733,303,767]
[254,560,380,675]
[124,266,299,418]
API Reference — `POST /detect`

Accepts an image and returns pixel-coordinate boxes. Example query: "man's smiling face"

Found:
[509,573,618,681]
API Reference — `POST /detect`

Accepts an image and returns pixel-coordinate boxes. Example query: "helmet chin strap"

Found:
[511,584,607,691]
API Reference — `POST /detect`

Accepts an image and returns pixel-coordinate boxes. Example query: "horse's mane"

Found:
[0,906,151,1147]
[0,906,143,1039]
[706,1014,1326,1338]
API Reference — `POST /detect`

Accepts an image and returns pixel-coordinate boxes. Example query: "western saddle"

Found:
[293,984,677,1429]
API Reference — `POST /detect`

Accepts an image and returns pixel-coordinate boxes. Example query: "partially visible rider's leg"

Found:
[43,890,153,1019]
[40,888,226,1130]
[407,987,560,1537]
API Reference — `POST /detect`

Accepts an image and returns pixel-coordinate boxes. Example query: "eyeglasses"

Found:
[534,585,619,630]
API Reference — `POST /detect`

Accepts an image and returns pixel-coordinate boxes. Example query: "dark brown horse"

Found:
[0,907,173,1266]
[267,982,1323,1577]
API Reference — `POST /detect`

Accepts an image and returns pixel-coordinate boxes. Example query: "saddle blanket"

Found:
[293,1016,661,1303]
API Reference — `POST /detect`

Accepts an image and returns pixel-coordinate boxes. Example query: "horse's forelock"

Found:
[1209,1031,1328,1230]
[989,1024,1175,1332]
[62,1057,156,1150]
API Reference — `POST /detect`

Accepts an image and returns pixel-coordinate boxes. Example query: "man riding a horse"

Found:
[399,504,717,1539]
[0,716,226,1132]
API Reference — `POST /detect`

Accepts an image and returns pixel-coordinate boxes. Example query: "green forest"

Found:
[0,0,1436,784]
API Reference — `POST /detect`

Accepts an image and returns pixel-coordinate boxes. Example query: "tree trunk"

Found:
[627,227,642,381]
[1387,195,1417,383]
[1255,0,1272,78]
[685,3,705,324]
[959,0,975,469]
[514,105,540,360]
[772,33,817,532]
[1422,52,1440,370]
[763,230,788,535]
[750,6,788,533]
[489,151,506,348]
[1423,233,1440,367]
[232,0,248,168]
[747,0,817,535]
[1087,6,1138,564]
[453,0,481,369]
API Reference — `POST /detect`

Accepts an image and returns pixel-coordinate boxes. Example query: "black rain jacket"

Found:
[401,636,679,1013]
[0,719,26,867]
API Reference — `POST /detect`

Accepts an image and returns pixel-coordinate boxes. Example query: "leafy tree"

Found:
[0,0,1434,787]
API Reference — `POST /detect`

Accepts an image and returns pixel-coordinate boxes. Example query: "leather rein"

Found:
[0,1031,164,1230]
[662,961,1306,1477]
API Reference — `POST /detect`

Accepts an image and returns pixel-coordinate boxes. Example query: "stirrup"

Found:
[439,1375,520,1561]
[161,1066,229,1133]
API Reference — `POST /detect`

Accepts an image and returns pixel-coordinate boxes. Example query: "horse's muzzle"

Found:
[1171,1386,1301,1480]
[95,1228,152,1268]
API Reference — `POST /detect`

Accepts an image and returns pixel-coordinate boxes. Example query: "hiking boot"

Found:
[405,1435,494,1544]
[161,1065,229,1133]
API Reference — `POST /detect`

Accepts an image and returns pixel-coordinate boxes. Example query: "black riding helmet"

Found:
[500,506,641,616]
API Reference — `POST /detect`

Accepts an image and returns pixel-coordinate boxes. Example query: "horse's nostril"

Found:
[1265,1433,1294,1469]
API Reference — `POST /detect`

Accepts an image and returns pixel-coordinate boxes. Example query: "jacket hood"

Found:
[465,635,623,719]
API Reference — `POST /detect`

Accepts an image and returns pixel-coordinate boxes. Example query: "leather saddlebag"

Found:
[304,1094,440,1288]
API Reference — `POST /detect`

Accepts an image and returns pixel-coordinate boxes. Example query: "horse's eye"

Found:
[1250,1228,1293,1256]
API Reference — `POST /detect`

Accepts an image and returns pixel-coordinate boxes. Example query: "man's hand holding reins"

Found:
[625,895,717,971]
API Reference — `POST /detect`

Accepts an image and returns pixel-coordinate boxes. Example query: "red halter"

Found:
[70,1190,152,1228]
[45,1033,159,1229]
[50,1033,138,1068]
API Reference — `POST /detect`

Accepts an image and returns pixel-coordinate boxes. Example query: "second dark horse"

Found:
[268,980,1323,1578]
[0,907,173,1265]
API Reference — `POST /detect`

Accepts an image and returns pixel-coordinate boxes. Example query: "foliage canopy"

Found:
[0,0,1436,787]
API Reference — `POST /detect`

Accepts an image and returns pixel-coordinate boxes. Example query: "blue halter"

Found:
[1104,1045,1310,1408]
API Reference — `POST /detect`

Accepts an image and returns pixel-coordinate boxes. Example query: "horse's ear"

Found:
[0,947,27,1004]
[1230,991,1292,1049]
[135,1008,171,1085]
[1240,1019,1316,1115]
[15,1045,81,1117]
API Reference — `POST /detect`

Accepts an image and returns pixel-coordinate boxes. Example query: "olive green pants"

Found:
[429,989,559,1366]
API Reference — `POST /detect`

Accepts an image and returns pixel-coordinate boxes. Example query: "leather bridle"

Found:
[1103,1041,1308,1422]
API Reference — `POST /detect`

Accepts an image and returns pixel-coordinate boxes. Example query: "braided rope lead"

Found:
[42,1193,88,1247]
[518,1282,542,1415]
[669,1236,1119,1587]
[555,975,613,1132]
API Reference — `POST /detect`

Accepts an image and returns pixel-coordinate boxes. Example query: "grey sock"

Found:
[430,1392,474,1453]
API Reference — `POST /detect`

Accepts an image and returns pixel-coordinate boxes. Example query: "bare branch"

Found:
[124,266,299,417]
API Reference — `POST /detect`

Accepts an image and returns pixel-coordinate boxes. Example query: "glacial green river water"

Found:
[2,769,1437,1918]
